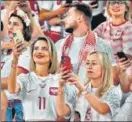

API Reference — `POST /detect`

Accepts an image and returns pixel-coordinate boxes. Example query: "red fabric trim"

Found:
[17,66,29,74]
[112,20,128,26]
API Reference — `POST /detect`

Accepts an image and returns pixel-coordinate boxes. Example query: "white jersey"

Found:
[55,33,116,84]
[37,1,66,33]
[2,47,31,100]
[17,72,77,121]
[71,83,122,121]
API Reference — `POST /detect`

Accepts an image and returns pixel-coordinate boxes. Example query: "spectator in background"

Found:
[56,3,117,85]
[1,7,32,121]
[70,51,121,121]
[95,0,132,60]
[37,0,70,43]
[1,21,8,122]
[94,0,132,85]
[114,57,132,121]
[1,0,43,52]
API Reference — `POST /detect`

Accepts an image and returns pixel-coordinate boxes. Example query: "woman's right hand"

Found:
[12,42,26,62]
[59,66,71,87]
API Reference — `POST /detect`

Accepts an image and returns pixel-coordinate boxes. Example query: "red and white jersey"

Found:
[17,72,77,120]
[94,21,132,60]
[71,83,122,121]
[1,47,31,100]
[37,1,66,33]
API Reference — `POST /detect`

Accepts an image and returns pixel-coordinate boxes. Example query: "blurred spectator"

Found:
[2,7,33,121]
[70,51,121,121]
[114,57,132,121]
[37,1,69,43]
[95,0,132,60]
[94,0,132,84]
[56,3,116,84]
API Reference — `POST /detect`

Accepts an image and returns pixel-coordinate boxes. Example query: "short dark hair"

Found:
[9,14,31,42]
[71,3,92,22]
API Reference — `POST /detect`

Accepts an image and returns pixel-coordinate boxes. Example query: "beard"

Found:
[65,27,73,33]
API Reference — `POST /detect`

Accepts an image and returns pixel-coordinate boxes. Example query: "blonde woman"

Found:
[8,37,77,121]
[70,51,121,121]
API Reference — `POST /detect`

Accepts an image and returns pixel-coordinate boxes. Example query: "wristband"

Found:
[81,90,87,96]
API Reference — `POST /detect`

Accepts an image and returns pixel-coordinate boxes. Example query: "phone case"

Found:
[13,30,24,44]
[61,56,71,71]
[117,52,128,60]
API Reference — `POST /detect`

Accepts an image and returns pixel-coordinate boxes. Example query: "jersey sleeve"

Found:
[63,85,78,119]
[17,48,31,72]
[17,73,28,95]
[122,24,132,56]
[1,59,12,78]
[101,86,121,117]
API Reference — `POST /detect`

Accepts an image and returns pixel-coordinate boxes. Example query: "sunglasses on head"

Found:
[109,1,125,5]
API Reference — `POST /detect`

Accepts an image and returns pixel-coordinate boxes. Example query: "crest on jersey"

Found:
[49,87,58,96]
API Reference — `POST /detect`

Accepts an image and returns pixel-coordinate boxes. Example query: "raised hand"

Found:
[12,42,27,61]
[7,1,20,11]
[56,4,69,15]
[19,1,32,14]
[59,66,71,87]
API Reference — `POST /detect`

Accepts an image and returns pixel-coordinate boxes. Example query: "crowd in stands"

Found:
[1,0,132,121]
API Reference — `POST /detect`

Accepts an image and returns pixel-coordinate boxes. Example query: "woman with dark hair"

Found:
[1,7,32,121]
[7,36,77,121]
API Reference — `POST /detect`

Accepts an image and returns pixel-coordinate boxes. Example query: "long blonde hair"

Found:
[30,36,58,74]
[85,51,113,97]
[106,0,131,20]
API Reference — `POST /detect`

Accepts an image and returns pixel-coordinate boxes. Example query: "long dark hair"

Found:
[9,14,31,42]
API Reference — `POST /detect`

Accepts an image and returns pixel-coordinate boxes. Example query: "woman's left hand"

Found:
[59,66,71,87]
[68,73,85,92]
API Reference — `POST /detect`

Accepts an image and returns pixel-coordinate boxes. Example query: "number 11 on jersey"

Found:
[38,97,46,110]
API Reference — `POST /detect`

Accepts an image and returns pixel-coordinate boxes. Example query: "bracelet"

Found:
[57,87,64,95]
[11,60,18,68]
[11,63,17,68]
[81,90,87,96]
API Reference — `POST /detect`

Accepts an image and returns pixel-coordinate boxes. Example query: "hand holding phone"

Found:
[13,30,24,44]
[61,56,72,71]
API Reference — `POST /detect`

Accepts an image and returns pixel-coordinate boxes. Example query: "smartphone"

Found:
[117,52,128,61]
[13,30,24,44]
[61,56,71,71]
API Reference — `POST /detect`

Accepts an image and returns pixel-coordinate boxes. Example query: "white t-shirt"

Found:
[2,47,31,100]
[72,83,122,121]
[56,33,116,84]
[37,1,66,33]
[17,72,77,121]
